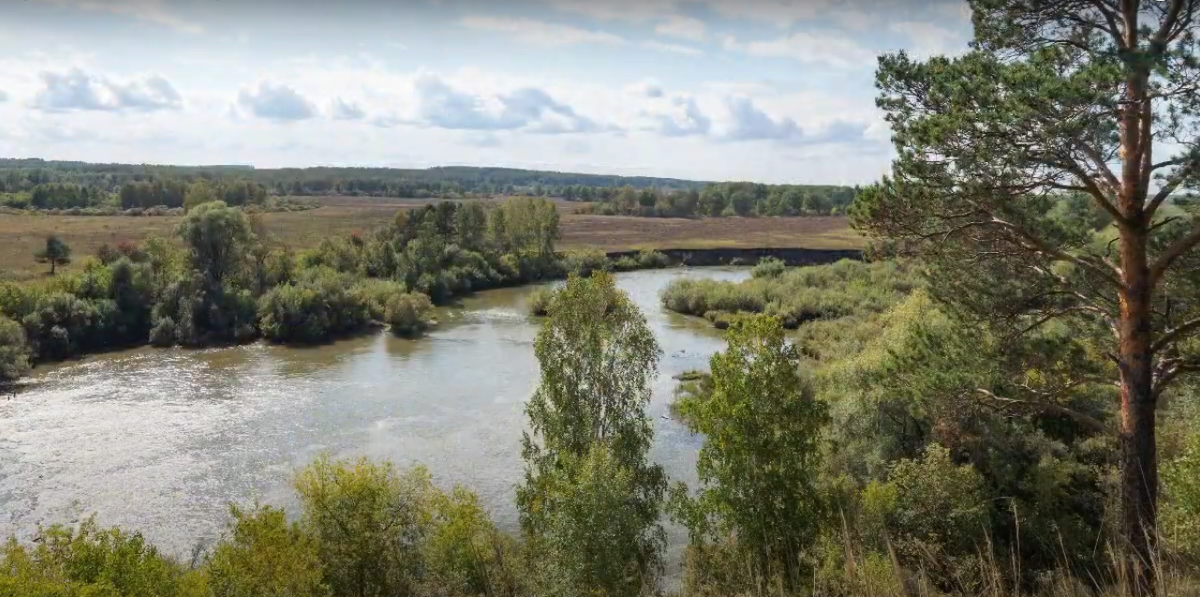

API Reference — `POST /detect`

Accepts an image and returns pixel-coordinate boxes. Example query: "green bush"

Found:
[527,286,555,316]
[661,259,917,329]
[148,316,176,347]
[611,255,640,271]
[0,517,207,597]
[257,268,372,344]
[636,249,670,269]
[385,292,434,337]
[352,278,408,321]
[206,504,326,597]
[750,256,786,278]
[558,249,611,277]
[861,445,991,585]
[0,315,30,381]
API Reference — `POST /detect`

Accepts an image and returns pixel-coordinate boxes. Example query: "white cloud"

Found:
[722,96,802,141]
[726,32,878,69]
[642,40,703,56]
[647,95,712,137]
[32,0,203,34]
[538,0,679,22]
[32,69,182,112]
[461,15,704,56]
[630,79,665,98]
[655,15,706,41]
[0,90,8,103]
[460,16,625,46]
[413,73,600,134]
[331,98,365,120]
[888,21,967,57]
[237,82,317,121]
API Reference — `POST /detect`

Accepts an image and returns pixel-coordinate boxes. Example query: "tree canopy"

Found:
[851,1,1200,590]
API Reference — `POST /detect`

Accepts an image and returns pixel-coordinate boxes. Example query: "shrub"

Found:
[205,504,326,597]
[661,259,917,329]
[751,256,786,278]
[149,316,176,347]
[293,456,437,597]
[0,517,206,597]
[352,278,408,321]
[385,292,434,337]
[636,249,670,269]
[861,445,991,585]
[527,286,555,316]
[611,255,640,271]
[0,315,31,381]
[559,249,611,277]
[257,269,372,344]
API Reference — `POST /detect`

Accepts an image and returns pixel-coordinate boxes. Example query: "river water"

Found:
[0,267,748,560]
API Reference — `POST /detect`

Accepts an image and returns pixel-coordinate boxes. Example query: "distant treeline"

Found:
[0,159,705,203]
[0,159,854,217]
[578,182,858,217]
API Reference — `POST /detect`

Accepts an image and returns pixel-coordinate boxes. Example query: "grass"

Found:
[0,197,861,281]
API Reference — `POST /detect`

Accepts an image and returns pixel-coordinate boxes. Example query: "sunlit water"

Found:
[0,267,748,567]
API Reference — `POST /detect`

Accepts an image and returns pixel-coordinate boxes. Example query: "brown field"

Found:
[0,197,860,281]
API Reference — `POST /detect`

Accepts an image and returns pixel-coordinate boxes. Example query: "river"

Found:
[0,267,748,563]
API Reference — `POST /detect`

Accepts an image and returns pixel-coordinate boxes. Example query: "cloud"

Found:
[331,98,365,120]
[539,0,679,22]
[634,80,665,98]
[642,41,703,56]
[723,97,802,141]
[32,0,203,34]
[413,74,599,134]
[720,97,872,145]
[540,0,873,30]
[465,132,503,148]
[460,16,625,46]
[237,82,316,121]
[655,15,706,41]
[32,69,182,112]
[649,96,711,137]
[889,21,967,57]
[0,90,8,103]
[725,31,877,68]
[461,15,704,56]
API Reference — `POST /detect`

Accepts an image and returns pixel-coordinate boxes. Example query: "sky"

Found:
[0,0,974,184]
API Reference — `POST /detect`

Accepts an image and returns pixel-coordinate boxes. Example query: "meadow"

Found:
[0,196,860,280]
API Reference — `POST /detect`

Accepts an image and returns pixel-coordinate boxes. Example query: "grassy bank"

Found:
[660,258,914,328]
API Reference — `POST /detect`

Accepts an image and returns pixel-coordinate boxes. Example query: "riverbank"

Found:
[605,246,861,267]
[0,201,858,280]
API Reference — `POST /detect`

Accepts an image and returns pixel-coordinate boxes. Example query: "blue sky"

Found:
[0,0,972,183]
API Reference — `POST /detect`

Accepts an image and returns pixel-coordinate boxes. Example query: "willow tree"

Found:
[852,1,1200,589]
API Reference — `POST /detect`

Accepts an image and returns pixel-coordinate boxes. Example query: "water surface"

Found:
[0,267,748,558]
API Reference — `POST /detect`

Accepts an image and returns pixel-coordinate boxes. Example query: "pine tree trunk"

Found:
[1118,230,1158,596]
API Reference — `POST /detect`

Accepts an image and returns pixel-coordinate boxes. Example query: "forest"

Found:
[0,159,703,205]
[0,159,854,218]
[577,182,857,217]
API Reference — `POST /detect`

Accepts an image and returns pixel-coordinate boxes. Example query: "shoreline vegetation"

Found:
[0,197,856,385]
[4,266,1200,597]
[0,197,553,383]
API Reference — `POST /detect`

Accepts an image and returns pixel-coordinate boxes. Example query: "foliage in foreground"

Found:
[7,257,1200,597]
[519,272,667,596]
[670,315,828,593]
